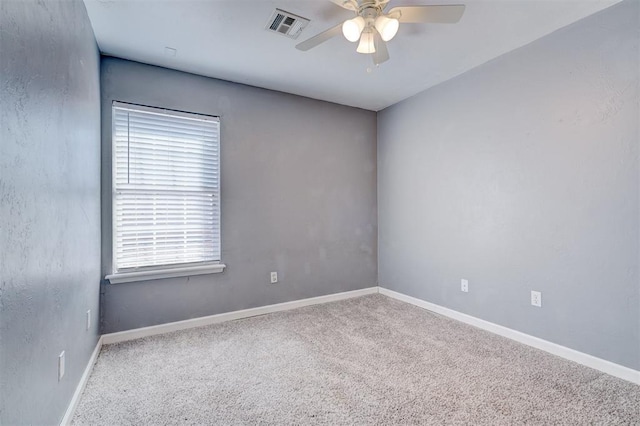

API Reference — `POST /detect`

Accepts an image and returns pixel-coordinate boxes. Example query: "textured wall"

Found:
[0,1,101,424]
[378,1,639,369]
[100,58,377,333]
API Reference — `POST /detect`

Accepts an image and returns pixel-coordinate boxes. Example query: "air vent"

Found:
[265,9,310,40]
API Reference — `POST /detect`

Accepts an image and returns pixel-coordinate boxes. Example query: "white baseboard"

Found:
[379,287,640,385]
[62,285,637,425]
[60,336,103,426]
[102,287,379,345]
[60,287,376,424]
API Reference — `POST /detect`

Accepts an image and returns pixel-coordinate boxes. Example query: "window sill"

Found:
[106,263,226,284]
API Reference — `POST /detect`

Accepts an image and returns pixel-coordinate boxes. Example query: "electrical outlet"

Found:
[461,279,469,293]
[58,351,65,381]
[270,272,278,284]
[86,309,91,331]
[531,290,542,307]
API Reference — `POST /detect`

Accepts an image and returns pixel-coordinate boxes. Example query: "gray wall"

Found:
[100,58,377,333]
[0,1,101,424]
[378,0,639,370]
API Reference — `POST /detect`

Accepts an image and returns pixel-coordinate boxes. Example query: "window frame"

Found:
[105,101,225,284]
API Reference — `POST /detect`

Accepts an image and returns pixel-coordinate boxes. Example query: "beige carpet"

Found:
[73,294,639,425]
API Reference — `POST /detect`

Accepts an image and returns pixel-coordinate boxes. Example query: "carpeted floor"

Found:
[73,294,640,425]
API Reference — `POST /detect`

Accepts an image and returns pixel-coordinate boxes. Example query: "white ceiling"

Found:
[84,0,620,111]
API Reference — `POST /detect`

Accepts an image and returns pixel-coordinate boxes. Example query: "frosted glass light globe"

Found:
[342,16,365,42]
[374,15,399,41]
[356,29,376,54]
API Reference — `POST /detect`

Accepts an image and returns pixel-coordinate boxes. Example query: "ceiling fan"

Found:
[296,0,465,66]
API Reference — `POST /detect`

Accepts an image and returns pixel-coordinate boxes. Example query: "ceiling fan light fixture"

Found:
[342,16,365,42]
[356,29,376,54]
[296,1,467,67]
[374,15,399,41]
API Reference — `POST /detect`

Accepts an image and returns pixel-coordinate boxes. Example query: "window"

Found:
[107,102,223,283]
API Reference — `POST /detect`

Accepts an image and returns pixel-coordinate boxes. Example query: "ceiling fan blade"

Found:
[388,5,466,24]
[295,24,343,51]
[372,28,390,66]
[329,0,358,11]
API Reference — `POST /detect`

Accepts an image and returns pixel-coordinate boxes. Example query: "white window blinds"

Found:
[112,102,220,272]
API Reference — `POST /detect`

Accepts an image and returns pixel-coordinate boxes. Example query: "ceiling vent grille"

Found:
[265,9,310,40]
